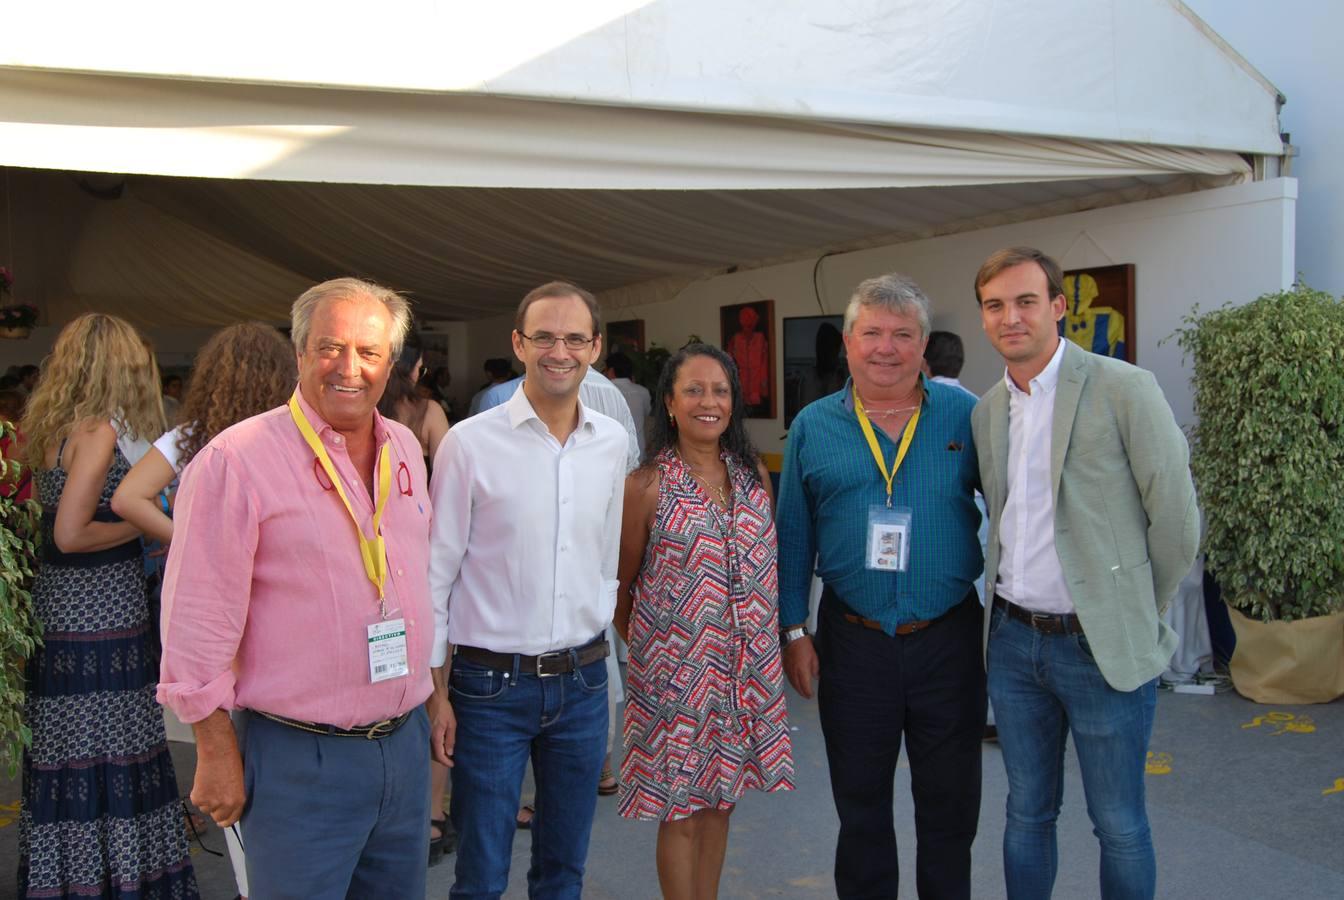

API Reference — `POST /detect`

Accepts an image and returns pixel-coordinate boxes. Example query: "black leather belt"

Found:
[993,595,1084,636]
[455,637,609,678]
[255,709,412,740]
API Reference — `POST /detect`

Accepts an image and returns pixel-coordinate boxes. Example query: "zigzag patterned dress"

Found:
[620,448,794,821]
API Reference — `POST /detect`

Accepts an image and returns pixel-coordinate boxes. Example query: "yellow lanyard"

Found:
[288,393,393,615]
[853,385,921,508]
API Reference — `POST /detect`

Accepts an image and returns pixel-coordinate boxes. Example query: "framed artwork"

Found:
[607,318,645,353]
[782,315,847,428]
[1060,264,1135,363]
[720,299,776,418]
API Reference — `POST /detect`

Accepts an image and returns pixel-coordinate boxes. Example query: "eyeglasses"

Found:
[519,333,596,351]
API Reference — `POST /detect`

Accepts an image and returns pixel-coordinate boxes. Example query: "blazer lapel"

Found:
[989,384,1010,518]
[1051,342,1088,502]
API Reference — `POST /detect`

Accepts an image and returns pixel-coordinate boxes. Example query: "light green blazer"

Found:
[971,340,1200,692]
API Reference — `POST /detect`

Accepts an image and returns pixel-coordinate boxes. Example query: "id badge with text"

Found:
[866,505,912,572]
[368,618,410,683]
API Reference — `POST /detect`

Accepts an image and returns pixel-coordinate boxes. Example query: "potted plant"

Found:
[1175,283,1344,703]
[0,417,42,774]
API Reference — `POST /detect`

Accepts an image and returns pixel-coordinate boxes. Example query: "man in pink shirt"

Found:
[159,278,435,899]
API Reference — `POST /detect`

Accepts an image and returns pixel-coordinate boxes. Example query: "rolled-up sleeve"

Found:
[157,446,259,723]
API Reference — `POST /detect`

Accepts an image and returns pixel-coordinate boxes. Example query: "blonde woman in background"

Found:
[19,314,199,899]
[112,321,295,900]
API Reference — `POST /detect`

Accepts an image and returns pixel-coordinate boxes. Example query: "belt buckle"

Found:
[365,718,395,740]
[536,651,565,678]
[1030,612,1055,632]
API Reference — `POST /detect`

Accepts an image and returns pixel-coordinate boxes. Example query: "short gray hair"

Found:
[843,273,932,339]
[290,277,413,357]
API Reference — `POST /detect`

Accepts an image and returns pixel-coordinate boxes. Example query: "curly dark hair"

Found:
[175,323,296,467]
[643,343,761,485]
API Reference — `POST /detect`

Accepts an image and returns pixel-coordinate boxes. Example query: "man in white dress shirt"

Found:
[427,280,628,899]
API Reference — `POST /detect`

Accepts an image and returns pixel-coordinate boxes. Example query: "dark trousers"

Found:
[817,590,987,900]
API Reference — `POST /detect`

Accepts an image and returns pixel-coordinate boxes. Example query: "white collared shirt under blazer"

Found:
[971,340,1200,692]
[427,386,628,664]
[998,337,1076,614]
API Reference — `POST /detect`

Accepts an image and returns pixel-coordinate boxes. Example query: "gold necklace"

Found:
[677,450,731,507]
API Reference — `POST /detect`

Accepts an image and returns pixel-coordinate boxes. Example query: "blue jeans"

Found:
[987,606,1158,900]
[449,652,609,900]
[241,707,430,900]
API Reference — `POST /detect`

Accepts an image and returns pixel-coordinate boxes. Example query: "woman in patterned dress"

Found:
[615,343,794,900]
[19,314,199,899]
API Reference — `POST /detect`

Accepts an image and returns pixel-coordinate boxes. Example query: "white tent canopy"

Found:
[0,0,1284,327]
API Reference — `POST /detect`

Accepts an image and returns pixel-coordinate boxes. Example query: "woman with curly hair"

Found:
[614,343,794,900]
[18,313,200,899]
[112,322,296,545]
[111,321,293,900]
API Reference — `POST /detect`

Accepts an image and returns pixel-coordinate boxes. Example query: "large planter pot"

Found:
[1227,604,1344,704]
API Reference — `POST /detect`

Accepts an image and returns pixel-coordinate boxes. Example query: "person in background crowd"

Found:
[159,278,434,899]
[428,280,627,899]
[18,314,197,899]
[777,274,985,899]
[467,357,516,416]
[378,329,451,474]
[111,321,296,900]
[375,328,456,865]
[161,373,184,424]
[17,363,40,397]
[972,247,1199,900]
[923,330,976,397]
[615,343,794,900]
[604,350,651,455]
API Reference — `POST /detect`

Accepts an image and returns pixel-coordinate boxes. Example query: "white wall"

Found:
[567,178,1295,453]
[1183,0,1344,296]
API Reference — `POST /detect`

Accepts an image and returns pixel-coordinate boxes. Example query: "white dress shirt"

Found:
[427,385,628,664]
[610,376,652,455]
[996,338,1075,614]
[475,368,641,472]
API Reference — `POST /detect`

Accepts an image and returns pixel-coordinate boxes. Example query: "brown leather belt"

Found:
[842,612,934,636]
[993,595,1085,636]
[255,710,412,740]
[456,637,609,678]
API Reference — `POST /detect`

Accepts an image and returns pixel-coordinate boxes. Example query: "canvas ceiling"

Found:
[0,0,1281,328]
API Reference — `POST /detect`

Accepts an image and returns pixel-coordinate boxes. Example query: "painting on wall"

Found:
[719,299,776,418]
[782,315,847,428]
[607,318,646,353]
[1060,264,1135,362]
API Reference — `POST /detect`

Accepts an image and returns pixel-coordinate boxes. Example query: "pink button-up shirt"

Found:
[158,392,433,728]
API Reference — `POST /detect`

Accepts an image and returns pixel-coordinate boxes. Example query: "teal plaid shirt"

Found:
[777,376,983,632]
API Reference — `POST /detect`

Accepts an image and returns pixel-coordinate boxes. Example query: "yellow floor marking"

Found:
[1241,710,1315,735]
[1146,751,1173,775]
[1323,778,1344,797]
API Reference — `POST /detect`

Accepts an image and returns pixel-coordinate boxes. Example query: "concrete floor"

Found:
[2,684,1341,899]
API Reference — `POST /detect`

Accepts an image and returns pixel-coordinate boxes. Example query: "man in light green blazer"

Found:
[970,247,1198,900]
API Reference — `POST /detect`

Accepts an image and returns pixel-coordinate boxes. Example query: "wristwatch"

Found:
[780,625,810,648]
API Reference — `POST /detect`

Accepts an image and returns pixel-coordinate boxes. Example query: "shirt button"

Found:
[561,497,570,505]
[397,569,404,576]
[332,435,343,444]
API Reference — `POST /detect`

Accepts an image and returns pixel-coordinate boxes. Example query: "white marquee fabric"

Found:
[0,0,1282,326]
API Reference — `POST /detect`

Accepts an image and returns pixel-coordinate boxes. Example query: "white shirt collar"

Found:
[505,379,594,438]
[1005,337,1067,397]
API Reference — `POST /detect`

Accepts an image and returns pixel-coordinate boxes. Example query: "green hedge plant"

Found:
[0,418,41,775]
[1175,284,1344,621]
